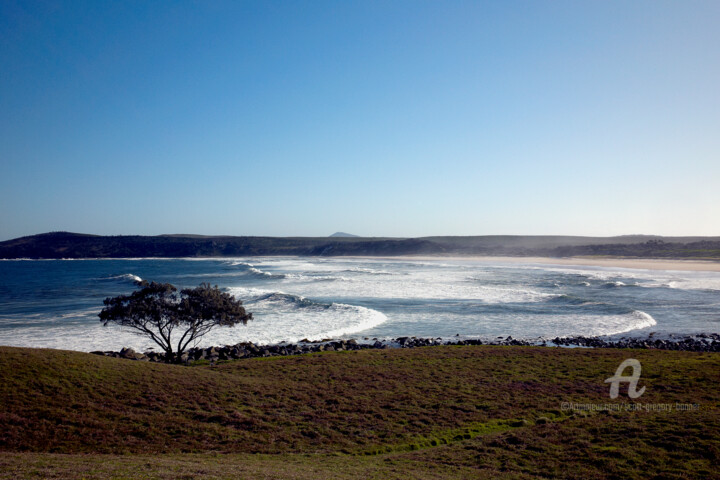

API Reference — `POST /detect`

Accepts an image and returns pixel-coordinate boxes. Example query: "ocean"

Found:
[1,257,719,352]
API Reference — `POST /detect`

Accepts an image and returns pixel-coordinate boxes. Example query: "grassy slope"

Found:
[1,345,718,479]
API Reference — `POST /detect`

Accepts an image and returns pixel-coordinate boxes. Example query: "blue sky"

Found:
[1,0,719,240]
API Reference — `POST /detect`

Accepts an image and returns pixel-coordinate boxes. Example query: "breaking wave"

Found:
[247,267,286,279]
[603,310,657,336]
[1,256,716,352]
[601,281,639,288]
[104,273,142,284]
[251,292,327,309]
[224,287,389,345]
[547,294,601,306]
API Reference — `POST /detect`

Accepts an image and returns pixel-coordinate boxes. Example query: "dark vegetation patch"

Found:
[3,231,720,259]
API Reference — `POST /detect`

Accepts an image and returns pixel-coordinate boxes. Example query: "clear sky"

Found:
[1,0,719,240]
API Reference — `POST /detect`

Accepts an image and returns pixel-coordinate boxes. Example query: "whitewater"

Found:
[1,257,719,352]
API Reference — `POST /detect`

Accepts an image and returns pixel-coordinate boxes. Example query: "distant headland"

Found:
[1,231,720,259]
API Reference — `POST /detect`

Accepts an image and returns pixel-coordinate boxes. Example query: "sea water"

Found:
[1,257,719,352]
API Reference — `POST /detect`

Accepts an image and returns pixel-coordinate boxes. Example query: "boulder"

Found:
[119,347,137,359]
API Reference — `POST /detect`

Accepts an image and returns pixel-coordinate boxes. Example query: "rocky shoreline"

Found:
[90,333,720,363]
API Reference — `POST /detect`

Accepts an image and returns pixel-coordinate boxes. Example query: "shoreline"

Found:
[349,255,720,272]
[90,333,720,364]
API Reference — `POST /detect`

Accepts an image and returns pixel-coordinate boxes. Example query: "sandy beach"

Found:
[359,256,720,272]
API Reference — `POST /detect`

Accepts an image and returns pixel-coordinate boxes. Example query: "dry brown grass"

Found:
[1,345,718,478]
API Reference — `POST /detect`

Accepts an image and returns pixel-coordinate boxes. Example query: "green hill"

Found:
[1,345,718,478]
[3,231,720,258]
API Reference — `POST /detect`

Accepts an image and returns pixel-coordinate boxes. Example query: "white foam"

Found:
[228,261,254,267]
[1,255,713,352]
[0,301,388,351]
[265,269,553,304]
[535,309,657,337]
[104,273,142,283]
[518,264,720,292]
[181,298,388,346]
[247,267,286,278]
[664,277,720,291]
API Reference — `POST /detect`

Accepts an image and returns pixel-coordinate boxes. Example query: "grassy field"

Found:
[1,345,718,479]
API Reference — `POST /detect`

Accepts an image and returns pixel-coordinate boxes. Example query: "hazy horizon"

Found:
[2,1,719,241]
[5,230,720,243]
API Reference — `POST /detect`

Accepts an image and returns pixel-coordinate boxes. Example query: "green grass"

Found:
[1,345,718,478]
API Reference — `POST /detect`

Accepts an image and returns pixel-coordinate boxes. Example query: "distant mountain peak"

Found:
[330,232,359,238]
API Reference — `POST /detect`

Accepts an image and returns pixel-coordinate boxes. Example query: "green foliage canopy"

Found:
[99,281,252,362]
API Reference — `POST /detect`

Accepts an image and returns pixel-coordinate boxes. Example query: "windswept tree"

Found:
[99,281,252,362]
